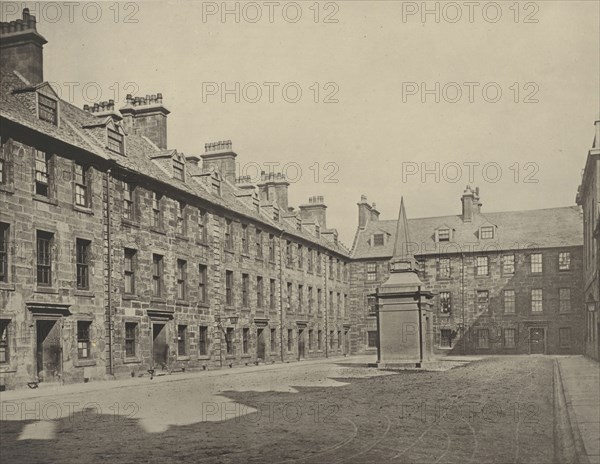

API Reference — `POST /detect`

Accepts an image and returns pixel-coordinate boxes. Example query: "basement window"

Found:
[38,93,58,125]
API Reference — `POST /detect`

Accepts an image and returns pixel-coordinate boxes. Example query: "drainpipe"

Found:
[106,168,114,377]
[417,285,423,365]
[324,249,328,358]
[461,253,466,355]
[279,231,285,362]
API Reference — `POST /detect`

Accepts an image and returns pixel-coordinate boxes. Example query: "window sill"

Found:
[73,290,95,298]
[225,355,236,360]
[74,359,96,368]
[177,356,190,361]
[73,205,93,215]
[0,365,17,373]
[196,302,210,308]
[241,354,251,358]
[198,355,211,360]
[34,286,59,294]
[121,218,140,229]
[0,185,15,194]
[255,256,264,262]
[123,357,142,364]
[175,234,189,242]
[122,294,138,301]
[150,297,167,304]
[241,253,250,259]
[33,195,58,206]
[196,240,210,247]
[150,226,166,235]
[224,248,235,255]
[176,300,191,306]
[0,283,15,292]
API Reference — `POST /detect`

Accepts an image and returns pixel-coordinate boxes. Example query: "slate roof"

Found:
[352,206,583,259]
[0,70,350,257]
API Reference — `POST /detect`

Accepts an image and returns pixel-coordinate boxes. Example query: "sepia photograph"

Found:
[0,1,599,463]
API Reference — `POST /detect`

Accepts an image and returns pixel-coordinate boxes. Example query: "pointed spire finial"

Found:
[390,197,418,272]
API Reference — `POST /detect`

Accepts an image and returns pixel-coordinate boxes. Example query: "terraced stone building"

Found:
[0,10,351,390]
[350,188,584,356]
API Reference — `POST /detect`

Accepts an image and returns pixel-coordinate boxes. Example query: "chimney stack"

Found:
[370,202,380,222]
[594,120,600,149]
[257,171,289,211]
[119,93,170,149]
[357,195,373,229]
[299,196,327,228]
[200,140,237,183]
[461,185,482,222]
[0,9,47,84]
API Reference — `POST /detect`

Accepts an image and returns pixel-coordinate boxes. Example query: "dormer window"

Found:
[107,127,124,154]
[373,234,384,246]
[38,93,58,125]
[173,158,185,181]
[480,226,494,239]
[438,228,450,242]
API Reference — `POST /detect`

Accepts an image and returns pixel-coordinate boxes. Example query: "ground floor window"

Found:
[178,325,187,356]
[0,319,9,364]
[287,329,293,352]
[318,330,323,350]
[337,331,342,349]
[503,328,516,348]
[329,331,335,349]
[243,328,249,354]
[477,329,489,349]
[440,329,452,348]
[367,331,377,348]
[226,328,234,355]
[125,322,137,357]
[270,328,277,353]
[77,321,91,359]
[308,329,314,350]
[559,327,571,347]
[199,325,208,356]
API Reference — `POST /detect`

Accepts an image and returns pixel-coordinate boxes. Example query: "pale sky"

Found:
[6,1,599,246]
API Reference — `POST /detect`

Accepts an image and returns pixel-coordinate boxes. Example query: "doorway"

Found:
[529,328,546,354]
[298,329,305,359]
[257,328,266,360]
[36,319,62,382]
[152,323,168,368]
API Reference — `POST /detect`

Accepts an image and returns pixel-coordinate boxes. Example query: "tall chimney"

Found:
[257,171,289,210]
[299,196,327,228]
[0,9,47,84]
[370,202,380,222]
[119,93,170,149]
[594,120,600,149]
[357,195,372,228]
[200,140,237,183]
[461,185,475,222]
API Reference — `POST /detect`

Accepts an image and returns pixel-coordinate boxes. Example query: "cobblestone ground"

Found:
[0,356,554,464]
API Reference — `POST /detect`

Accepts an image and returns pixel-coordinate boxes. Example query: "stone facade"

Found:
[350,190,585,356]
[0,10,351,390]
[576,120,600,361]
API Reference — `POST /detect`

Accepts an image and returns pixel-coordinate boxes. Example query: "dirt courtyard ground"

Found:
[0,355,555,464]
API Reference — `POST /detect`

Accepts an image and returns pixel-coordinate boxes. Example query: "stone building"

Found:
[351,187,584,356]
[576,120,600,361]
[0,10,351,390]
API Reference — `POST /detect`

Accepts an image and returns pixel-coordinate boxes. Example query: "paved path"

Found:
[557,355,600,464]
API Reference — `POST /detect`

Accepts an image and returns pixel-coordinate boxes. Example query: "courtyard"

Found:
[0,354,575,464]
